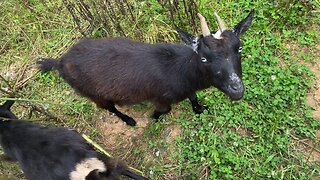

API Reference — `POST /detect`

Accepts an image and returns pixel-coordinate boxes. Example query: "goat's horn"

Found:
[197,13,210,37]
[214,12,227,32]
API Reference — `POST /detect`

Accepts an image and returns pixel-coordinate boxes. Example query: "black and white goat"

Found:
[0,100,147,180]
[38,11,254,126]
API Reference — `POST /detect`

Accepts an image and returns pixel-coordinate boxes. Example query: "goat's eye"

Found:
[201,57,208,63]
[238,46,242,53]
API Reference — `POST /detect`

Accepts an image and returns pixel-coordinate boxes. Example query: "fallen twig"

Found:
[82,134,145,176]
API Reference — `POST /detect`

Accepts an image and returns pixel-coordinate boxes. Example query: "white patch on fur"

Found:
[191,37,199,52]
[212,30,223,39]
[230,73,241,83]
[70,158,106,180]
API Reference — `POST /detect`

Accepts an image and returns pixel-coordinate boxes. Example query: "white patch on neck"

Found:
[212,30,223,39]
[70,158,106,180]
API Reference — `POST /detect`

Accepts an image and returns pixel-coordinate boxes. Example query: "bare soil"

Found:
[96,105,182,159]
[95,105,183,179]
[304,43,320,162]
[286,40,320,163]
[96,106,151,151]
[305,43,320,119]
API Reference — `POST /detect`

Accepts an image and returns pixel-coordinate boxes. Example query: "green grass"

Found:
[0,0,319,179]
[171,1,320,179]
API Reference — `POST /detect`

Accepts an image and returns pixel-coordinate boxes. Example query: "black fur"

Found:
[37,58,58,73]
[0,100,17,119]
[0,101,147,180]
[37,11,254,126]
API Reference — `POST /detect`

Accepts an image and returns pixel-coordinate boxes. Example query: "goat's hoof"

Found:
[193,104,208,114]
[152,113,161,120]
[123,117,137,126]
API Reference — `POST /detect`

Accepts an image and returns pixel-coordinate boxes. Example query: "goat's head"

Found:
[0,100,17,119]
[177,10,254,100]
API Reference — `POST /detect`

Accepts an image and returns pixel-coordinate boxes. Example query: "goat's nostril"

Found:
[231,86,238,91]
[230,84,242,91]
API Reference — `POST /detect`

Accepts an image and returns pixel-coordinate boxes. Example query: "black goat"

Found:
[38,11,254,126]
[0,100,147,180]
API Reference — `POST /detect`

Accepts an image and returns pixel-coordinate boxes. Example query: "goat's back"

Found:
[56,37,196,105]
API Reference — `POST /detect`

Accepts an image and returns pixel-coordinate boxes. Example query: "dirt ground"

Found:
[96,105,182,147]
[95,105,183,178]
[303,54,320,162]
[96,106,151,149]
[286,41,320,163]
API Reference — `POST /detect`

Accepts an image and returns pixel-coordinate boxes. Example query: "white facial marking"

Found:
[70,158,106,180]
[191,37,199,52]
[230,73,241,83]
[212,30,223,39]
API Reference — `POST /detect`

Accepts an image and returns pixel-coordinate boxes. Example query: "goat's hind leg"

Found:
[96,100,136,126]
[152,101,172,120]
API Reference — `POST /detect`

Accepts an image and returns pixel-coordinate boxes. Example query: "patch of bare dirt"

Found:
[303,43,320,162]
[234,126,251,137]
[0,61,38,95]
[96,106,151,151]
[305,43,320,119]
[292,132,320,162]
[282,37,319,123]
[96,106,183,177]
[285,32,320,163]
[162,124,182,144]
[285,41,320,119]
[97,106,184,154]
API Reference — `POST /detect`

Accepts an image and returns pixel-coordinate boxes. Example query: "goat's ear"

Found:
[2,100,15,110]
[175,26,197,46]
[232,10,254,37]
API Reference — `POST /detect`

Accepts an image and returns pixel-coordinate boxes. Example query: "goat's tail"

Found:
[1,100,15,110]
[37,58,59,73]
[0,100,18,119]
[122,169,148,180]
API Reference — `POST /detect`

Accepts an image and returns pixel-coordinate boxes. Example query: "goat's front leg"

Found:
[188,93,207,114]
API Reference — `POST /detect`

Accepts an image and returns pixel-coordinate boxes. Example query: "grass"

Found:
[0,0,319,179]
